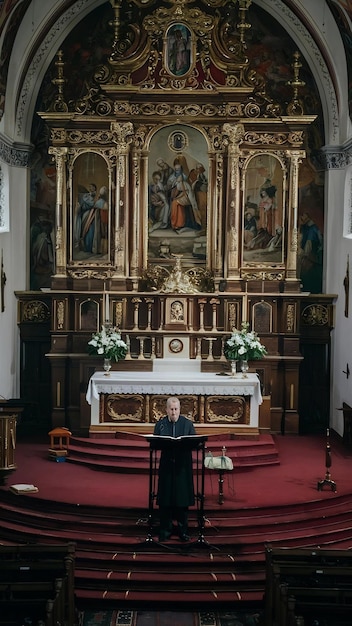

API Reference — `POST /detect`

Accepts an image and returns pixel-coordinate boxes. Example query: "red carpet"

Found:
[6,433,352,510]
[1,432,352,612]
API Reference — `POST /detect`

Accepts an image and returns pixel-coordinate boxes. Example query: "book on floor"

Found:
[9,483,39,494]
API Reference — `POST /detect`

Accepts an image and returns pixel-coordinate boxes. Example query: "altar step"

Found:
[66,433,279,473]
[2,490,352,610]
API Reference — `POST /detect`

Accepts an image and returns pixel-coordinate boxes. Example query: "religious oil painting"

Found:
[148,125,208,264]
[242,154,285,266]
[71,152,110,263]
[166,23,192,77]
[297,161,324,293]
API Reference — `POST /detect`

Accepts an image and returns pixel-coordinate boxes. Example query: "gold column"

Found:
[223,123,244,279]
[286,150,305,281]
[111,122,134,278]
[49,146,67,277]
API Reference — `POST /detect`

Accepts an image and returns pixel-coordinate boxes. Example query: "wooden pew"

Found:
[265,545,352,626]
[0,542,76,626]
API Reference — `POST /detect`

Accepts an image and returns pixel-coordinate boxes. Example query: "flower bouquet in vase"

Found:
[88,325,127,375]
[224,322,267,377]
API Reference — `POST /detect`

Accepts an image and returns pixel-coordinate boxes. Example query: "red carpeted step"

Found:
[75,568,263,585]
[67,433,280,473]
[74,587,264,606]
[75,548,264,567]
[1,433,352,610]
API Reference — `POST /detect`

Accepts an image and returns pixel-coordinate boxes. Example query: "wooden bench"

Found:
[0,542,76,626]
[265,545,352,626]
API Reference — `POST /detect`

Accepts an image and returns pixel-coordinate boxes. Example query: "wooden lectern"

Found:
[145,433,208,544]
[0,400,24,484]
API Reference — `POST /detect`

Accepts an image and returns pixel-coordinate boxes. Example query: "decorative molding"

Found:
[16,0,97,139]
[316,145,352,170]
[22,300,50,322]
[0,134,31,167]
[301,303,329,326]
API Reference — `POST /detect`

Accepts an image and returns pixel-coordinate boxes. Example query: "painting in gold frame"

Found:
[165,23,193,77]
[242,154,285,266]
[147,124,208,264]
[71,152,110,263]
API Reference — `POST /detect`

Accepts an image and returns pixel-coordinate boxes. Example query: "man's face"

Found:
[167,401,180,422]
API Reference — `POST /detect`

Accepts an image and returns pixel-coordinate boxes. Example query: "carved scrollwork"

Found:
[241,270,285,281]
[67,268,113,280]
[110,122,134,151]
[22,301,50,323]
[106,394,145,422]
[66,130,114,145]
[50,129,67,144]
[301,304,329,326]
[93,64,111,84]
[205,396,248,424]
[96,101,113,116]
[242,102,260,118]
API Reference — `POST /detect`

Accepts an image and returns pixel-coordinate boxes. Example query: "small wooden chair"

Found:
[48,427,71,451]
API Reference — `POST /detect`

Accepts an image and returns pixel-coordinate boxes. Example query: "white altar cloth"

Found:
[86,371,262,428]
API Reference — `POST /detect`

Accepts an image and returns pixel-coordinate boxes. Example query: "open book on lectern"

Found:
[145,434,207,449]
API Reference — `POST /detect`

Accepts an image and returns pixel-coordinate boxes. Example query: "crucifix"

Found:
[343,254,349,318]
[0,249,6,313]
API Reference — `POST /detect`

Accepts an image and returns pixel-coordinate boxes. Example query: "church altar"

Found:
[86,361,262,436]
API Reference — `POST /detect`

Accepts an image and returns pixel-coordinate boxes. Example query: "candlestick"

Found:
[105,292,110,323]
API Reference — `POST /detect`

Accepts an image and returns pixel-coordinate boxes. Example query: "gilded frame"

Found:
[242,153,286,267]
[164,296,188,330]
[147,124,209,265]
[69,151,111,264]
[164,23,194,78]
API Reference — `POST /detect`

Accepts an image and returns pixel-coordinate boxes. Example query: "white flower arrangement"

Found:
[87,325,127,361]
[224,322,267,362]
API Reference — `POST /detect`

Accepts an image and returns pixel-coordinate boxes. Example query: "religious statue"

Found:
[160,254,199,294]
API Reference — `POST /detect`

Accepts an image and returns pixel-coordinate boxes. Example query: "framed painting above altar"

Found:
[70,152,111,263]
[147,124,208,265]
[242,153,286,267]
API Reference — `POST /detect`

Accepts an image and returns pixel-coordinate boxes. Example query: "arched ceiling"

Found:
[0,0,349,146]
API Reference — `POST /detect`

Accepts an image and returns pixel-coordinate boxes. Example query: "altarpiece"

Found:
[15,0,335,436]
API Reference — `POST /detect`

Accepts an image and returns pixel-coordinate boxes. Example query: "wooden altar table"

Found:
[86,366,262,436]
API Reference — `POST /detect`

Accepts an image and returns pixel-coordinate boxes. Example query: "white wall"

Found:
[326,162,352,435]
[0,164,29,399]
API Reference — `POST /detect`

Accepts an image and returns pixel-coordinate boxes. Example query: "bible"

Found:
[145,433,207,450]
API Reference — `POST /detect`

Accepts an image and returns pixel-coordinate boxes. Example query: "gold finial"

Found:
[51,50,68,113]
[109,0,123,61]
[286,51,306,116]
[237,0,252,52]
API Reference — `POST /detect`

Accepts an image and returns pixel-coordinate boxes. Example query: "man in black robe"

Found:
[154,397,196,542]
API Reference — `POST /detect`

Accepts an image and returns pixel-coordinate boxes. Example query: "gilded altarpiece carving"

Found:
[23,0,332,435]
